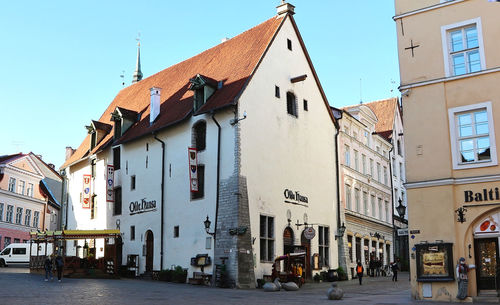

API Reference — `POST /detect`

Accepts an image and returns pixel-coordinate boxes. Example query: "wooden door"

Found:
[146,231,154,272]
[475,238,499,291]
[301,231,311,279]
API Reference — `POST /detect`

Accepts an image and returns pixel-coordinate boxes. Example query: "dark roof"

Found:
[62,16,284,168]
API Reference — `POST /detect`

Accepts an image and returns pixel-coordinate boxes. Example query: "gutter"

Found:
[211,114,221,243]
[153,133,166,271]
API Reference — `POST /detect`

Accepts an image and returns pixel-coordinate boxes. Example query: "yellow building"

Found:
[395,0,500,301]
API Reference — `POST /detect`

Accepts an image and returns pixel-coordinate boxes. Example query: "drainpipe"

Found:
[388,141,395,262]
[333,110,343,270]
[153,133,166,271]
[211,113,221,243]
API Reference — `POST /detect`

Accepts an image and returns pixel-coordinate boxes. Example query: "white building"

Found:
[333,102,394,279]
[62,3,339,288]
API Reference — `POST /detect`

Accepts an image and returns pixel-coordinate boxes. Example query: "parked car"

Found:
[0,243,52,267]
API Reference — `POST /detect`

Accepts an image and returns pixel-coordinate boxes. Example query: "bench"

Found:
[188,272,212,285]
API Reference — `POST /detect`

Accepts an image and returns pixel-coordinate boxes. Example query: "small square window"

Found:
[174,226,179,238]
[303,99,308,111]
[130,226,135,241]
[131,175,136,190]
[275,86,280,98]
[287,39,292,51]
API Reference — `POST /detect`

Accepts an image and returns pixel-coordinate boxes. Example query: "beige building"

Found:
[395,0,500,301]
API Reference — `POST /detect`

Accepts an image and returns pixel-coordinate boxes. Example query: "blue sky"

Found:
[0,1,400,168]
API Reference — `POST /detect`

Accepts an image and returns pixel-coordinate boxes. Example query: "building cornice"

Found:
[393,0,467,21]
[0,188,46,204]
[399,67,500,91]
[405,174,500,189]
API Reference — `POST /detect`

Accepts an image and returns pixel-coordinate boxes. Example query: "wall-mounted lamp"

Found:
[230,111,247,125]
[335,222,346,240]
[203,215,215,236]
[396,198,406,218]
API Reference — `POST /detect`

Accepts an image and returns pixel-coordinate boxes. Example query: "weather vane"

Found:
[136,32,141,47]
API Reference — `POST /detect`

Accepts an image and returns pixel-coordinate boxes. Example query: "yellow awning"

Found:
[30,229,121,240]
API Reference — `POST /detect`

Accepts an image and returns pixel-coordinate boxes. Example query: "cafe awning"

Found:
[30,229,121,241]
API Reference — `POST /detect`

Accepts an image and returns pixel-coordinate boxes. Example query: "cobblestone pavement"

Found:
[0,268,492,304]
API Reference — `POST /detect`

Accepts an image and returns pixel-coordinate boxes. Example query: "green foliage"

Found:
[336,266,347,281]
[158,266,187,283]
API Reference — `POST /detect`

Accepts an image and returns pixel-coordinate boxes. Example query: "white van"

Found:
[0,243,53,267]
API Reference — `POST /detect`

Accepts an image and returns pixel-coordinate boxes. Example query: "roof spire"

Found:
[132,33,143,83]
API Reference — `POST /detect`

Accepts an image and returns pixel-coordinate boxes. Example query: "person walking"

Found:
[391,261,399,281]
[369,258,375,277]
[356,261,364,285]
[44,256,53,282]
[375,258,381,277]
[55,254,64,282]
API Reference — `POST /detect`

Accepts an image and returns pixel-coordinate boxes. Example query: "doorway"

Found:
[283,227,294,255]
[301,230,311,280]
[145,230,154,272]
[474,237,499,291]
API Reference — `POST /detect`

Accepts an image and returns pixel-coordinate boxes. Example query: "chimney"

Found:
[150,87,161,125]
[65,146,75,161]
[221,37,230,43]
[276,1,295,17]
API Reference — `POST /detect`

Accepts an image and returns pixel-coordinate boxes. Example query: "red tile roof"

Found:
[364,97,399,141]
[0,153,24,164]
[62,16,285,169]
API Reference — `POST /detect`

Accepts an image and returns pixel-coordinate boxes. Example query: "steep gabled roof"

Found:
[62,16,285,169]
[364,97,398,141]
[0,153,24,164]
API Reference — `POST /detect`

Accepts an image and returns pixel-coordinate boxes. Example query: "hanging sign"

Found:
[304,227,316,240]
[106,165,114,202]
[82,174,91,209]
[188,148,198,192]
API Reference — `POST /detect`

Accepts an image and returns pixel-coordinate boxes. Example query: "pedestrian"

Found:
[44,256,53,282]
[356,261,364,285]
[391,261,399,281]
[375,258,380,277]
[369,259,375,277]
[55,254,64,282]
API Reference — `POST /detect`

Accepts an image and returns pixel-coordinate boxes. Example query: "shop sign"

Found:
[303,227,316,240]
[106,165,114,203]
[129,198,157,215]
[464,187,499,203]
[410,230,420,234]
[82,174,91,209]
[397,229,408,236]
[284,189,308,206]
[188,148,198,192]
[415,243,454,282]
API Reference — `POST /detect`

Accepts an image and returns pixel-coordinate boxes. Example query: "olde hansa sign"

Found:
[129,198,157,215]
[284,189,309,206]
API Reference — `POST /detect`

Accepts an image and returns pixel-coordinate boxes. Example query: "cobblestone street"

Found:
[1,268,491,305]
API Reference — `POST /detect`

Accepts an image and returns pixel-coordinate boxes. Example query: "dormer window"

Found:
[111,107,138,140]
[85,120,112,151]
[189,74,218,112]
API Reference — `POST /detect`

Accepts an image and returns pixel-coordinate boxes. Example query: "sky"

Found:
[0,0,400,169]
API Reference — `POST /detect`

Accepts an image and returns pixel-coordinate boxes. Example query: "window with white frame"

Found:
[33,211,40,228]
[362,154,367,174]
[18,180,25,195]
[383,166,388,185]
[371,195,376,217]
[318,226,329,267]
[0,203,3,221]
[378,198,383,220]
[370,159,374,177]
[392,158,397,177]
[25,209,31,226]
[6,205,14,223]
[441,18,485,77]
[15,207,23,224]
[27,183,34,197]
[355,188,360,213]
[354,150,359,171]
[260,215,275,262]
[345,184,352,210]
[344,145,350,167]
[400,162,404,181]
[8,178,16,192]
[363,191,369,215]
[385,201,390,222]
[377,162,381,182]
[448,102,497,169]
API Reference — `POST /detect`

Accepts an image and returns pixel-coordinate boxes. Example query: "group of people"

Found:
[44,254,64,282]
[356,258,400,285]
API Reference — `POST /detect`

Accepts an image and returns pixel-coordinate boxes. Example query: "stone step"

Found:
[473,296,500,303]
[478,290,498,296]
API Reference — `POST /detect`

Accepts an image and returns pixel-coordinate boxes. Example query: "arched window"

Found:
[286,92,298,117]
[192,121,206,151]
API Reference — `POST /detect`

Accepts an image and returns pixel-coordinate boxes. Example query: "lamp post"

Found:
[396,198,406,218]
[203,215,215,236]
[335,222,346,240]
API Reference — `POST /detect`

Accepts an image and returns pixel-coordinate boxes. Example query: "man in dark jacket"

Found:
[356,261,364,285]
[44,257,53,281]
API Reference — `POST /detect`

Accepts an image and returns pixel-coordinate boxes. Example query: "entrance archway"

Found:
[473,213,500,292]
[145,230,154,272]
[283,227,294,255]
[301,230,312,280]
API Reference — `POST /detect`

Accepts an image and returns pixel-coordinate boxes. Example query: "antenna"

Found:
[136,32,141,47]
[120,70,125,87]
[359,78,363,104]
